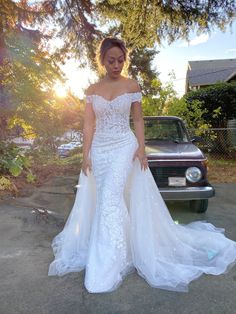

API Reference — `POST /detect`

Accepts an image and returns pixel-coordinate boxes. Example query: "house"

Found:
[185,58,236,93]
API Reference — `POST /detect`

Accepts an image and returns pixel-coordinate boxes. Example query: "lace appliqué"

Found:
[88,93,139,270]
[88,92,142,135]
[131,92,142,103]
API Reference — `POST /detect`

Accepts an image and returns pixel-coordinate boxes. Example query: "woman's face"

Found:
[102,46,125,79]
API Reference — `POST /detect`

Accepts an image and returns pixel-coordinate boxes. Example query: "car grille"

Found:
[150,166,188,187]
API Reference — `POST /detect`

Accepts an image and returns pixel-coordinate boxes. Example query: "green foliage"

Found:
[41,0,235,89]
[128,48,159,96]
[164,97,210,130]
[97,1,235,49]
[40,0,99,64]
[0,0,43,27]
[141,79,215,139]
[177,83,236,155]
[141,79,176,116]
[0,176,12,191]
[0,1,75,143]
[0,30,65,138]
[185,83,236,127]
[0,0,46,138]
[26,171,36,183]
[0,142,34,180]
[0,21,84,150]
[41,0,236,61]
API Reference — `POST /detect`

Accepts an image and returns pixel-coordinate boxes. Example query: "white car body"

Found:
[58,141,82,157]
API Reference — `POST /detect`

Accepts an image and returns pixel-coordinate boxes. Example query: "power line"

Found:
[171,67,236,82]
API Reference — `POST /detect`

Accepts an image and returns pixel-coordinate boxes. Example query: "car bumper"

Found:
[159,185,215,201]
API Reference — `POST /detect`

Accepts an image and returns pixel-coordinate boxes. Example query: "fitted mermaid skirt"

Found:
[48,92,236,293]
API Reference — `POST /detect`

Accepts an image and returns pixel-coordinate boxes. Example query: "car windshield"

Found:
[144,119,189,143]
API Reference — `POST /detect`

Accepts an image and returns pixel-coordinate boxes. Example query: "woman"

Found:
[48,37,236,293]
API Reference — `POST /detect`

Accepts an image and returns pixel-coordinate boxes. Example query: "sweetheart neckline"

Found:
[89,92,141,103]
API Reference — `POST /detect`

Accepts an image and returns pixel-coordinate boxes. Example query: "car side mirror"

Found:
[191,135,203,143]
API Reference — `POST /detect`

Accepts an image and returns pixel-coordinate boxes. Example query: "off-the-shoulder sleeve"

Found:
[85,95,93,104]
[131,92,142,103]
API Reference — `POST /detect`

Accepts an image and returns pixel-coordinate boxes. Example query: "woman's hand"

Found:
[133,146,148,171]
[82,157,92,176]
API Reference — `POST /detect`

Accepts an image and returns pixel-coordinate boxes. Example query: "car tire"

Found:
[190,199,208,213]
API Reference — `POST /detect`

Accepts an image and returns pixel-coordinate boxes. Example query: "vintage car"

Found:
[57,141,82,157]
[144,116,215,213]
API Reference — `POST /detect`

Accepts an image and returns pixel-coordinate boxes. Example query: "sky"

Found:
[156,21,236,96]
[62,21,236,98]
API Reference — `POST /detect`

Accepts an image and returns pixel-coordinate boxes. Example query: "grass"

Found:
[207,157,236,183]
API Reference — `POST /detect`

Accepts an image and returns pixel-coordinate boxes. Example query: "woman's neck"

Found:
[104,74,123,82]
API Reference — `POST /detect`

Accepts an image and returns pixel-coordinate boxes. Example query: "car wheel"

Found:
[190,199,208,213]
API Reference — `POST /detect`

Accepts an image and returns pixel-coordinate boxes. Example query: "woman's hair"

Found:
[99,37,127,64]
[97,37,128,66]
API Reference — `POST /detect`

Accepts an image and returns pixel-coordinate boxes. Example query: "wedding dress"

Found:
[48,92,236,293]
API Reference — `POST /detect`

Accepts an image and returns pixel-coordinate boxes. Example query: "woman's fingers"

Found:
[81,158,92,176]
[133,151,148,171]
[141,156,148,171]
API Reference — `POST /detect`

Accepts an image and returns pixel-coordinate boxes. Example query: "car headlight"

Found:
[185,167,202,183]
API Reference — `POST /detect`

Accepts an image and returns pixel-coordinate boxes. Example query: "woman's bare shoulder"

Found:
[85,82,100,96]
[125,78,141,93]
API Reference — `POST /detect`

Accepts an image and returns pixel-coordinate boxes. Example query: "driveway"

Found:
[0,176,236,314]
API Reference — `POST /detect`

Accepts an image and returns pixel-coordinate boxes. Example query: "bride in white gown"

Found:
[48,37,236,293]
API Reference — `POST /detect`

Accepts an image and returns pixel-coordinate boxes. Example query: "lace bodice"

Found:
[86,92,142,135]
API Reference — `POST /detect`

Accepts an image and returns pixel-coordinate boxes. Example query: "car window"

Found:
[144,120,189,142]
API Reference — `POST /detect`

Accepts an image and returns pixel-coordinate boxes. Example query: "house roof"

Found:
[186,58,236,87]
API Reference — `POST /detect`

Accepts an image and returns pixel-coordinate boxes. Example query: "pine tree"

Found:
[41,0,236,93]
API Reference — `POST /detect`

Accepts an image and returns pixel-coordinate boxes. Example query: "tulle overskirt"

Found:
[48,159,236,293]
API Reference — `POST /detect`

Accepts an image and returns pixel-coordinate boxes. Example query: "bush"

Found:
[0,141,36,184]
[185,82,236,127]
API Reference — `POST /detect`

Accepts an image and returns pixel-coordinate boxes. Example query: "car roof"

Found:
[143,116,184,122]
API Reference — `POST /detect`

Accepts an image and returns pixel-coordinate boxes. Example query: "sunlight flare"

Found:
[54,82,68,98]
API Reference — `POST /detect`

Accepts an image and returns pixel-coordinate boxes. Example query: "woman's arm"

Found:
[131,101,145,149]
[82,88,96,175]
[130,82,148,170]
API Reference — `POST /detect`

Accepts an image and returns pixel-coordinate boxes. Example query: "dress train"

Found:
[48,160,236,293]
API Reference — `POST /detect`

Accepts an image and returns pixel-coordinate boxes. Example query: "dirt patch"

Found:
[208,160,236,183]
